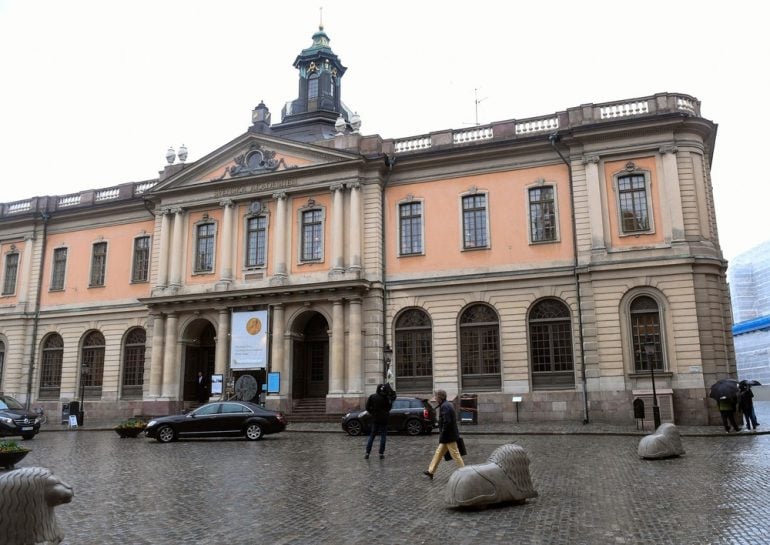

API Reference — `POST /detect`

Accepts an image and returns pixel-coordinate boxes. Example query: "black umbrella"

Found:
[709,378,739,401]
[740,379,762,387]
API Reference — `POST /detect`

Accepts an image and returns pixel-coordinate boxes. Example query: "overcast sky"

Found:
[1,1,768,262]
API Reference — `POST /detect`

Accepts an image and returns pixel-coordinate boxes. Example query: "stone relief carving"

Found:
[211,143,297,181]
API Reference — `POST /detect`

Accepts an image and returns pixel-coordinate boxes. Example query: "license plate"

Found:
[21,427,33,431]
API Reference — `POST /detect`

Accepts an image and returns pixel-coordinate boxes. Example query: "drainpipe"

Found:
[381,154,396,383]
[549,134,589,425]
[25,210,50,409]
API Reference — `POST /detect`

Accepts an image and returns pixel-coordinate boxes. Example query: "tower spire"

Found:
[319,6,323,30]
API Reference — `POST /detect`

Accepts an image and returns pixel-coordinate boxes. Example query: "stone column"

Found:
[157,208,171,287]
[346,298,363,394]
[272,192,288,279]
[168,208,185,288]
[329,299,345,394]
[215,308,230,377]
[347,182,361,273]
[659,145,685,242]
[270,304,285,389]
[17,236,34,304]
[331,183,345,273]
[161,312,178,398]
[582,155,605,251]
[219,199,234,283]
[149,313,165,397]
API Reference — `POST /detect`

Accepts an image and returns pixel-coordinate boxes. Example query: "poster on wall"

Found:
[230,310,269,369]
[210,374,223,395]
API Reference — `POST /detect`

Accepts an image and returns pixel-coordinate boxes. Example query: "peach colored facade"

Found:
[0,30,734,426]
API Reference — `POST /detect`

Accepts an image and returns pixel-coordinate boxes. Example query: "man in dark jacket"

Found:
[365,384,393,460]
[423,389,464,479]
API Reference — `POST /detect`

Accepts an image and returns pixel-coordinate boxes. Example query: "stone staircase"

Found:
[288,397,342,423]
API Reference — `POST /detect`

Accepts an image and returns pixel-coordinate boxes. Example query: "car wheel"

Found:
[405,419,423,436]
[245,423,263,441]
[21,434,35,440]
[345,419,363,436]
[156,425,176,443]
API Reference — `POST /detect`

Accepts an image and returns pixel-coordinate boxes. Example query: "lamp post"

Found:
[644,340,661,429]
[383,344,393,386]
[78,363,89,426]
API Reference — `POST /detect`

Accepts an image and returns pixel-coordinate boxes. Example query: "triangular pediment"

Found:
[152,132,361,193]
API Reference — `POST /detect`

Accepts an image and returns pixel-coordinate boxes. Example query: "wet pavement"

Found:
[5,401,769,544]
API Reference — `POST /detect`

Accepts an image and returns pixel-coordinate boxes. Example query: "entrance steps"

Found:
[288,397,341,423]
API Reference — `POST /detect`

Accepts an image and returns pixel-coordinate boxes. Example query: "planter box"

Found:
[0,449,30,470]
[114,427,144,438]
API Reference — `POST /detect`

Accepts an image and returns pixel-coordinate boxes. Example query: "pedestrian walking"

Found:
[365,384,393,460]
[195,371,209,404]
[738,383,759,430]
[717,396,741,433]
[423,389,464,479]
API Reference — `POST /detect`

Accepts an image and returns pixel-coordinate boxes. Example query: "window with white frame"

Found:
[462,194,488,249]
[399,201,423,256]
[245,215,268,268]
[80,330,105,398]
[2,252,19,295]
[51,247,67,290]
[300,209,323,262]
[459,304,501,390]
[529,298,575,389]
[528,186,557,243]
[131,236,150,283]
[39,333,63,399]
[630,295,664,373]
[394,308,433,392]
[194,223,216,273]
[121,328,146,398]
[617,171,651,234]
[89,242,107,287]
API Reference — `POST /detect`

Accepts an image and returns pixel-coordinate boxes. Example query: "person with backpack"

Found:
[365,384,393,460]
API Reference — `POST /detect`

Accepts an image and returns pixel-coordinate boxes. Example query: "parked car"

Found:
[145,400,287,443]
[0,394,42,440]
[342,396,437,436]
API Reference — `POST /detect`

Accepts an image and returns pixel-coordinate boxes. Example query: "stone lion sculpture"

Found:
[446,443,538,509]
[0,467,74,545]
[638,423,685,460]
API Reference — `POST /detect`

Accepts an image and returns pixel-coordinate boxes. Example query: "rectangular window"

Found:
[301,210,323,261]
[2,253,19,295]
[195,224,215,272]
[245,216,267,267]
[399,202,423,255]
[90,242,107,286]
[529,186,556,242]
[618,174,650,233]
[51,248,67,290]
[308,77,319,99]
[462,194,488,249]
[131,236,150,283]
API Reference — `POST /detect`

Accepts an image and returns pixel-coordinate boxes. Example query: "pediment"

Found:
[152,132,360,193]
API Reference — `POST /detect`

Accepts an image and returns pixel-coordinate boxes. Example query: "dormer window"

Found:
[308,74,319,99]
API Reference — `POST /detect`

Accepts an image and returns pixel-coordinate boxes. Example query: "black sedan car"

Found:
[342,396,437,436]
[145,400,287,443]
[0,394,41,440]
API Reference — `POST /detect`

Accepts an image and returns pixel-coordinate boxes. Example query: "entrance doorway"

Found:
[182,320,216,402]
[292,312,329,399]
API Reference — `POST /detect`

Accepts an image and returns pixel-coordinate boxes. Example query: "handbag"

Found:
[444,437,467,460]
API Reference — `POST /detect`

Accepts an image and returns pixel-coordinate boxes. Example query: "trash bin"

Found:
[60,401,71,424]
[459,394,478,424]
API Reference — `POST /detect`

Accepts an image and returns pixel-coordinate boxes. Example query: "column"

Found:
[161,312,178,398]
[329,299,345,394]
[346,298,363,394]
[17,236,34,304]
[272,192,288,278]
[219,199,234,283]
[149,313,165,397]
[347,182,361,272]
[270,304,285,392]
[168,208,185,288]
[157,208,171,287]
[215,308,230,377]
[582,155,606,251]
[659,145,685,242]
[330,183,345,273]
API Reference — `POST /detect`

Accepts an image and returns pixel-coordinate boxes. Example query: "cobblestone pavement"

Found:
[5,402,768,545]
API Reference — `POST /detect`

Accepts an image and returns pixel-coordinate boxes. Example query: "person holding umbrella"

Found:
[738,380,760,430]
[710,379,742,433]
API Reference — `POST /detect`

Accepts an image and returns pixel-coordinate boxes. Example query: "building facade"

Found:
[0,27,735,425]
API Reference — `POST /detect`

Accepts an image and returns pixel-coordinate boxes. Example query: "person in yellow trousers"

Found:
[423,389,464,479]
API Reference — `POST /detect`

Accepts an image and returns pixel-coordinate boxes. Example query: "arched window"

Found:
[529,299,575,390]
[40,334,64,399]
[122,328,146,398]
[394,309,433,392]
[630,295,663,372]
[459,304,501,390]
[80,331,105,398]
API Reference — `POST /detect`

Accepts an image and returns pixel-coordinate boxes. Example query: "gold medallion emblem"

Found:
[246,317,262,335]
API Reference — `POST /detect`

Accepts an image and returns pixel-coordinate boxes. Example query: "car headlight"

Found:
[147,420,157,427]
[0,416,14,426]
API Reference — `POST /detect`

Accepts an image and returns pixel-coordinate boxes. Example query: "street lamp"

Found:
[78,363,89,426]
[383,344,393,386]
[644,340,661,429]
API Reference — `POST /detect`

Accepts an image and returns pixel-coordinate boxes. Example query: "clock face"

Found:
[246,317,262,335]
